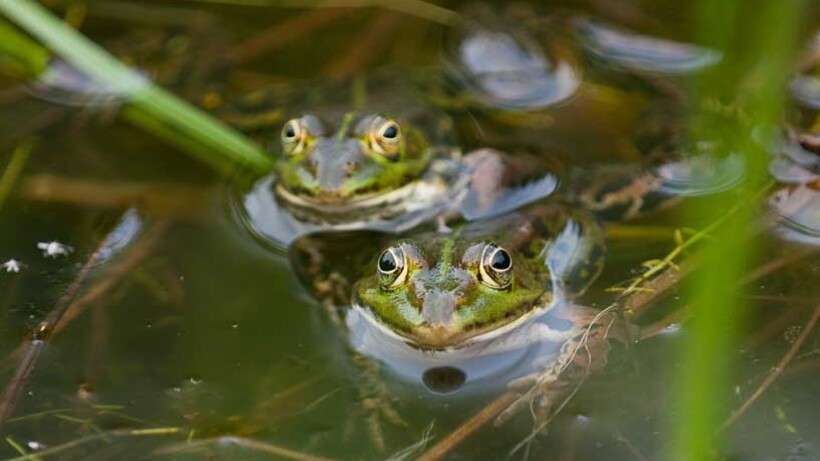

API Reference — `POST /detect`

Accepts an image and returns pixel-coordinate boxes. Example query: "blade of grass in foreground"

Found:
[670,1,806,460]
[0,0,273,176]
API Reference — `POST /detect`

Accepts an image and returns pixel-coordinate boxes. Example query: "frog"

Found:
[234,73,562,249]
[289,203,633,448]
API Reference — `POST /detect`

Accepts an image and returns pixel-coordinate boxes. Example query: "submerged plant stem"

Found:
[413,392,517,461]
[225,8,350,64]
[179,0,461,26]
[0,217,167,426]
[721,305,820,430]
[156,436,340,461]
[0,427,181,461]
[0,140,35,212]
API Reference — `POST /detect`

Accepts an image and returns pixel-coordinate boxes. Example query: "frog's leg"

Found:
[459,148,561,221]
[569,165,682,222]
[350,353,407,452]
[288,232,406,450]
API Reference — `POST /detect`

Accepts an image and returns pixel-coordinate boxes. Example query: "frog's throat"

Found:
[351,292,556,351]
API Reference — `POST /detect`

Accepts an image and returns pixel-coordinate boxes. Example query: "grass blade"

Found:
[0,0,273,175]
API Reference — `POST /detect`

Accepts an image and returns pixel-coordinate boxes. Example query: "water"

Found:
[0,1,818,460]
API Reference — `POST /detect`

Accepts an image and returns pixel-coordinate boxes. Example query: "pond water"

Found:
[0,1,818,460]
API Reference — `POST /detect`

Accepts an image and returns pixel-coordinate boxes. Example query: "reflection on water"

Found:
[0,1,818,460]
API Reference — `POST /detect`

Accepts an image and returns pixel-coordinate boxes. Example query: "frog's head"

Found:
[273,112,432,205]
[354,235,551,350]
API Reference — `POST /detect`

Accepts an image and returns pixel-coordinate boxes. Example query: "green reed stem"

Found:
[0,20,48,78]
[670,1,807,460]
[0,0,272,176]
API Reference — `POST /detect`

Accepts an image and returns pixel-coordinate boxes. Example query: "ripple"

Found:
[26,58,148,107]
[575,18,721,74]
[443,18,581,110]
[650,152,745,196]
[769,185,820,245]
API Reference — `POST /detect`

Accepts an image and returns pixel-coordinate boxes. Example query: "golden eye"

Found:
[378,246,408,289]
[479,244,512,289]
[369,118,402,159]
[281,118,307,155]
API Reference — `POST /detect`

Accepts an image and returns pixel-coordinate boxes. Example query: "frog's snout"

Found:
[421,290,457,327]
[307,139,363,198]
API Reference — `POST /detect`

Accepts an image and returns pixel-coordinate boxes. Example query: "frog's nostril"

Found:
[345,160,359,175]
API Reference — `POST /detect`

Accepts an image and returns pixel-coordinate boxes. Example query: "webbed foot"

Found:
[350,354,407,451]
[436,215,453,234]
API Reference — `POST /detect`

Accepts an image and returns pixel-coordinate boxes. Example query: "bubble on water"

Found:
[27,441,46,451]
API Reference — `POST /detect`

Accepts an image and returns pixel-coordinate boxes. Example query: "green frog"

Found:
[234,74,561,249]
[290,204,632,443]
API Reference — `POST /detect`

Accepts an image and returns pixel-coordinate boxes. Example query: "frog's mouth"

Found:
[274,178,457,214]
[352,292,555,351]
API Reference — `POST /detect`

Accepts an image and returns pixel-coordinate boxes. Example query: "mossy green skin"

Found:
[353,206,605,350]
[273,111,436,206]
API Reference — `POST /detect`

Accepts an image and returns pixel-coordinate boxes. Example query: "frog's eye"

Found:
[281,118,308,155]
[369,117,402,159]
[377,246,408,289]
[479,244,512,290]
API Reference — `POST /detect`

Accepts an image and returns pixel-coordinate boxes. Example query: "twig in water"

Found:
[225,8,351,64]
[324,10,403,79]
[614,430,651,461]
[5,435,44,461]
[177,0,461,26]
[413,393,517,461]
[721,304,820,430]
[0,217,168,426]
[155,435,340,461]
[53,222,168,335]
[20,174,211,219]
[0,427,181,461]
